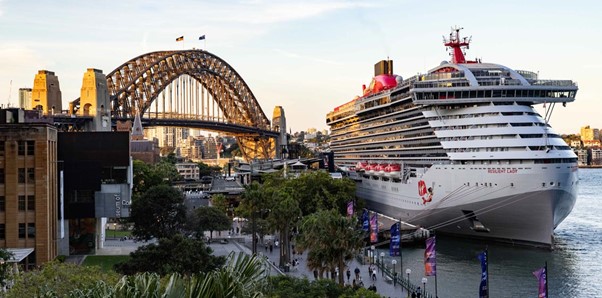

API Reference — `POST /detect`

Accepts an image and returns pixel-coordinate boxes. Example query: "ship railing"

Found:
[355,250,433,298]
[529,79,577,87]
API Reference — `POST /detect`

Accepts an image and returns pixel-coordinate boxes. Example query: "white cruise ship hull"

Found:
[357,163,578,247]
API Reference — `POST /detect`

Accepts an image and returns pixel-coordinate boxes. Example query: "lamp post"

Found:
[422,277,428,297]
[370,245,375,265]
[406,269,412,298]
[112,223,117,239]
[380,252,385,277]
[392,259,397,287]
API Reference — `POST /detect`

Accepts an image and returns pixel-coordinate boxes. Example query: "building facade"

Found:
[0,109,58,268]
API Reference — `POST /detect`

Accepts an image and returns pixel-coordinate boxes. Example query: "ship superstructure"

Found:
[326,28,578,247]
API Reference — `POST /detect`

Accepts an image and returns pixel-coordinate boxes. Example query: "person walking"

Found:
[354,267,360,280]
[346,268,351,281]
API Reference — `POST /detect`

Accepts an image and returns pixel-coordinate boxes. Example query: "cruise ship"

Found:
[326,28,578,248]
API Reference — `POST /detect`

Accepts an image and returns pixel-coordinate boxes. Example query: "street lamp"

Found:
[422,277,428,297]
[392,259,397,287]
[406,269,412,298]
[112,223,117,239]
[370,245,375,265]
[380,252,385,277]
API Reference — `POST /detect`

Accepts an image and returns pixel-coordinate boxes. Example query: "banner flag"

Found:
[370,213,378,243]
[533,265,548,298]
[176,36,184,42]
[424,236,437,276]
[199,35,206,40]
[478,249,489,298]
[347,201,354,217]
[390,222,400,256]
[362,210,369,232]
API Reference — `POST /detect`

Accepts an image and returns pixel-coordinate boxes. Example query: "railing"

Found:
[356,251,434,298]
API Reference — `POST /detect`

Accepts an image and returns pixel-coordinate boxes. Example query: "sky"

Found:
[0,0,601,134]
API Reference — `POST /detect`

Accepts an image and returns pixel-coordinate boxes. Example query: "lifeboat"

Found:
[356,161,368,171]
[386,164,401,178]
[367,163,378,175]
[376,163,388,176]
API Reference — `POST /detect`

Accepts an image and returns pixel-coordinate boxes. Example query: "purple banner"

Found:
[362,210,369,232]
[347,201,354,217]
[424,236,436,276]
[478,250,488,298]
[370,213,378,243]
[390,222,400,256]
[533,266,547,298]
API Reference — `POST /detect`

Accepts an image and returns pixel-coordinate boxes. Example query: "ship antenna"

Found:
[443,26,470,64]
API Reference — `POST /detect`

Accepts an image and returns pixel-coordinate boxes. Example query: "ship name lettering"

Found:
[488,168,518,174]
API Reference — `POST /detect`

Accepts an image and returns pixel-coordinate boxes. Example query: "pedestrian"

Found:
[371,268,376,281]
[313,269,319,280]
[354,267,360,280]
[269,243,273,253]
[346,268,351,281]
[411,291,417,298]
[265,243,268,252]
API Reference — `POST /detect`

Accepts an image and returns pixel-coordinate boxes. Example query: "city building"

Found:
[0,108,58,268]
[18,88,32,110]
[175,162,200,180]
[580,125,600,141]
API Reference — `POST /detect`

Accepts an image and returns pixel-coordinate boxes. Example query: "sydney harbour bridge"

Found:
[51,49,286,161]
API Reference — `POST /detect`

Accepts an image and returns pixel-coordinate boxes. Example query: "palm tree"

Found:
[296,209,365,285]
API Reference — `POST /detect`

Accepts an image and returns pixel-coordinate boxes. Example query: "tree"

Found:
[210,193,230,214]
[187,206,231,240]
[114,234,225,276]
[130,184,187,240]
[296,209,365,286]
[268,189,301,267]
[287,171,356,216]
[236,181,271,254]
[0,249,14,290]
[6,261,120,298]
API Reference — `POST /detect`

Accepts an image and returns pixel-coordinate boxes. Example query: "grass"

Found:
[105,228,133,238]
[82,255,130,272]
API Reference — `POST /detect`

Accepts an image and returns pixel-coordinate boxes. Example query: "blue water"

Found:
[381,169,602,297]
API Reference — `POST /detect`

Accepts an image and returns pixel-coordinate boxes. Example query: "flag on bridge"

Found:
[424,236,436,276]
[533,263,548,298]
[176,36,184,42]
[199,35,206,40]
[478,249,489,298]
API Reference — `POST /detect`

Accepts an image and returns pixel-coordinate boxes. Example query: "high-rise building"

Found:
[18,88,32,110]
[580,125,600,141]
[0,108,58,268]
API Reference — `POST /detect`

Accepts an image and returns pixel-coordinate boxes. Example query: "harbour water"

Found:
[381,168,602,297]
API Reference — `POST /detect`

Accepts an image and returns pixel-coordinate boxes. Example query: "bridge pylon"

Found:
[31,70,62,115]
[75,68,111,131]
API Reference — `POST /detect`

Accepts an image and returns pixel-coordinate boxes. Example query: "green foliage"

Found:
[266,276,380,298]
[130,184,187,240]
[210,193,230,214]
[0,248,14,288]
[187,206,231,239]
[296,209,365,285]
[132,159,180,195]
[82,255,130,272]
[198,162,223,178]
[6,261,119,298]
[113,234,225,276]
[288,171,356,216]
[70,252,267,297]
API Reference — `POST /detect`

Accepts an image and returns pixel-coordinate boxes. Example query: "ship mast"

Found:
[443,26,471,64]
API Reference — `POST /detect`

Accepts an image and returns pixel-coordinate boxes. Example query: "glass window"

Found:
[27,223,35,238]
[18,141,25,155]
[27,141,34,156]
[27,195,35,211]
[0,224,5,240]
[18,196,26,211]
[18,168,25,183]
[18,223,26,238]
[0,196,4,211]
[27,168,35,183]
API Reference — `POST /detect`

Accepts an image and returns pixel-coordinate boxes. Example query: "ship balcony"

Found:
[412,86,577,106]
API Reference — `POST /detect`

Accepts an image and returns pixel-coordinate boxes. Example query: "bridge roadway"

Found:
[51,114,279,137]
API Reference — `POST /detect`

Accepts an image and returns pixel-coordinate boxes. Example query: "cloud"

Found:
[273,48,342,65]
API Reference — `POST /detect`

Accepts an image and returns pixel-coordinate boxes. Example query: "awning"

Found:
[3,248,34,263]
